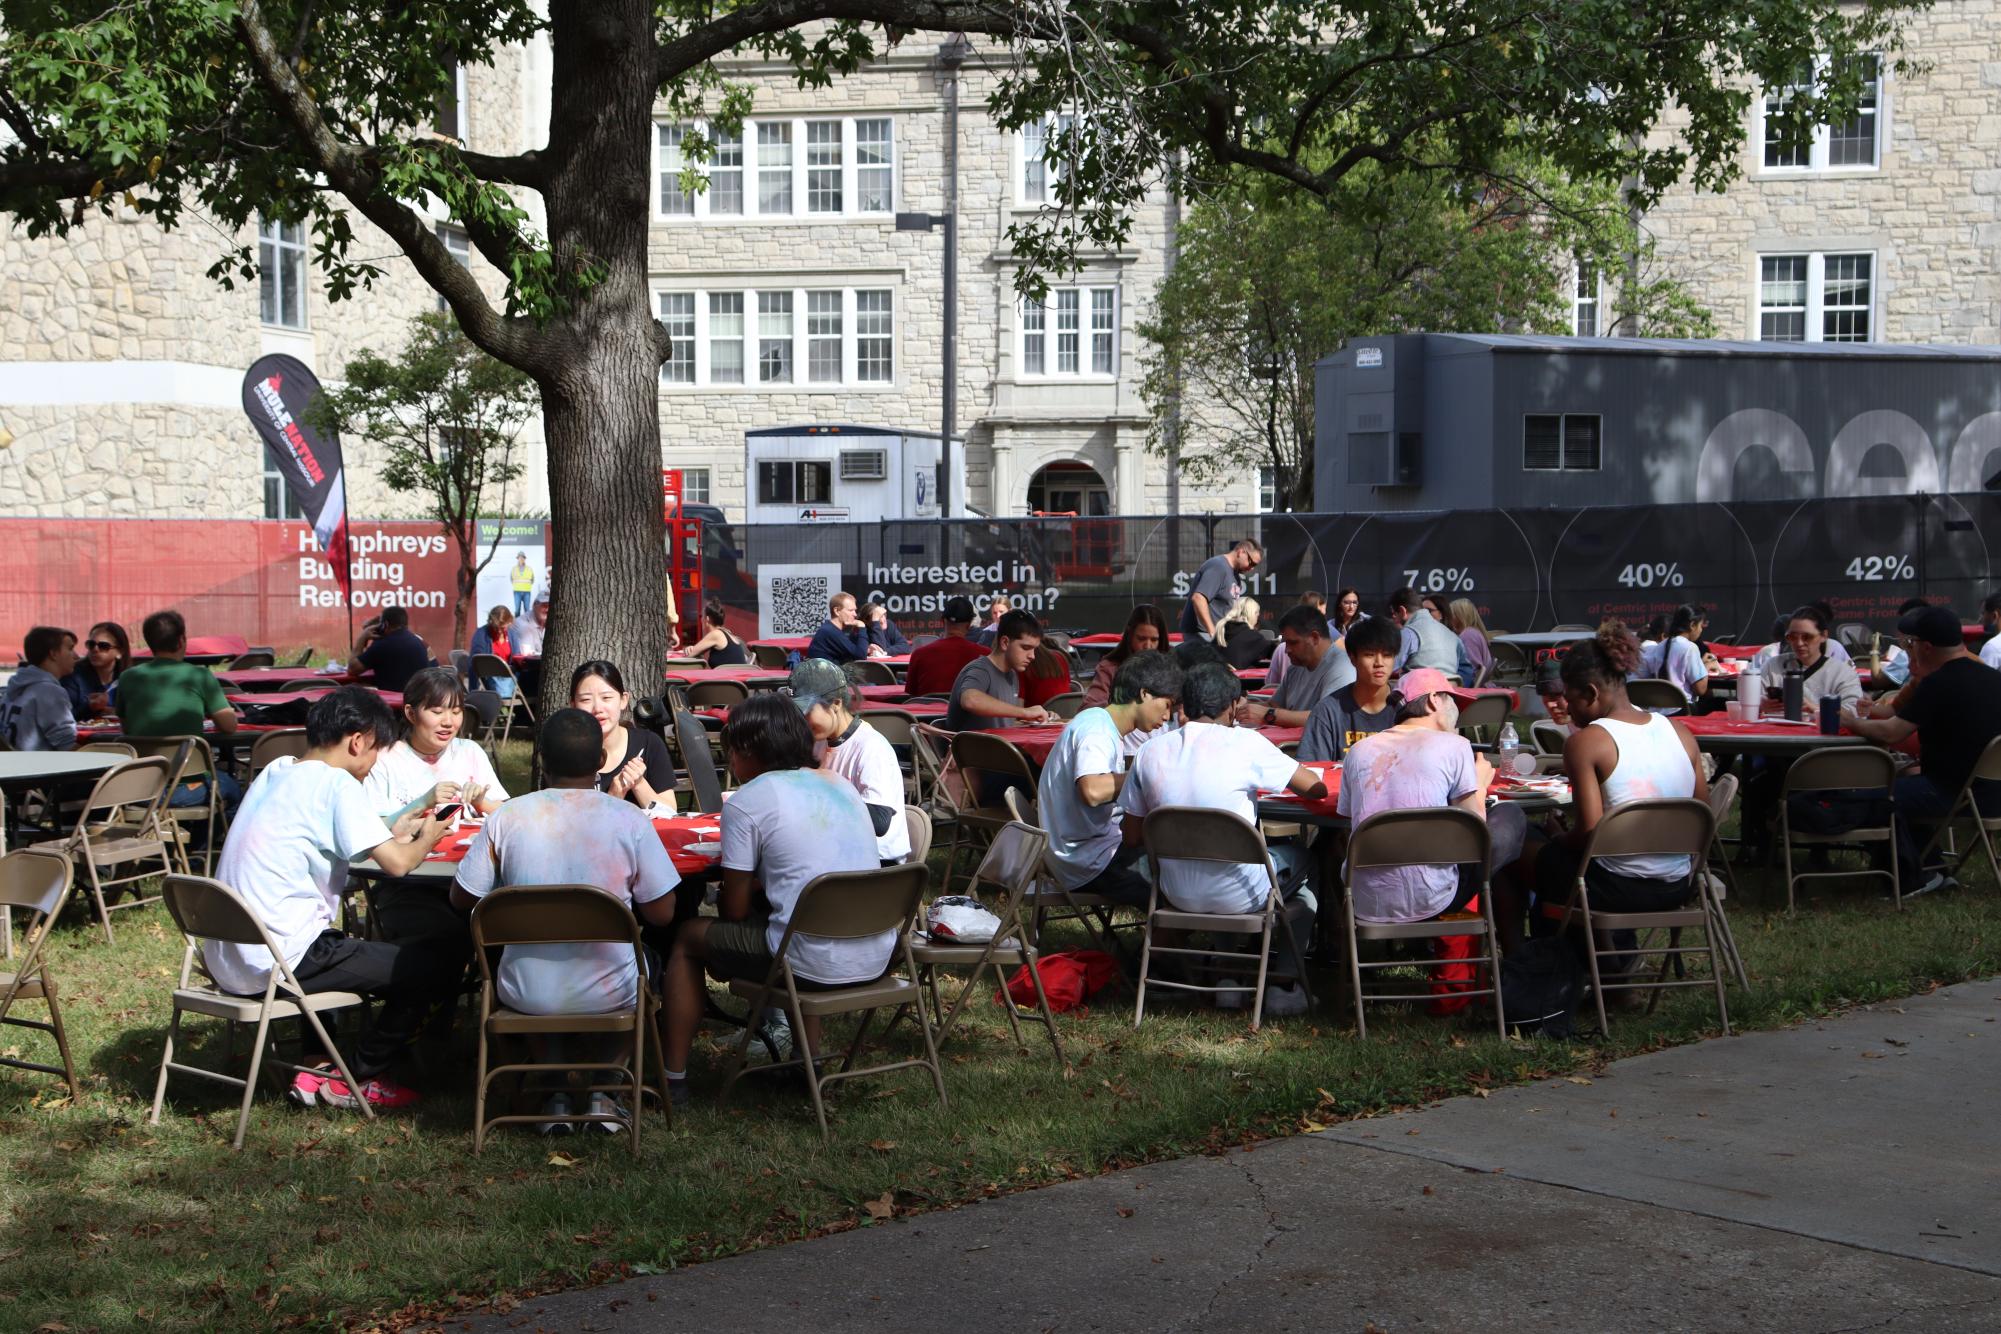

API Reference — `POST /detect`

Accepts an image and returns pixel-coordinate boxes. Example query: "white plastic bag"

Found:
[924,895,1001,944]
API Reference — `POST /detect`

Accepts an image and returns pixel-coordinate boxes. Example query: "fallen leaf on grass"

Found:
[547,1151,580,1168]
[862,1191,895,1221]
[1563,1076,1593,1086]
[868,1139,896,1153]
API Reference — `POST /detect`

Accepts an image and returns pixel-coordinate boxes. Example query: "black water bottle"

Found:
[1819,695,1841,735]
[1782,663,1805,722]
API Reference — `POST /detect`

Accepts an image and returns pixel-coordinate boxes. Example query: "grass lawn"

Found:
[4,738,1998,1332]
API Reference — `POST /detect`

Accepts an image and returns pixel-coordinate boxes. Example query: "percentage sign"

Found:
[1891,554,1916,580]
[1657,562,1684,587]
[1448,567,1474,591]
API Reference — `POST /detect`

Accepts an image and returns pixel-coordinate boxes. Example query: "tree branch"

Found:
[655,0,1026,84]
[233,0,550,373]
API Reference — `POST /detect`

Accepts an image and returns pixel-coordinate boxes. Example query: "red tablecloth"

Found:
[76,721,294,743]
[745,639,911,664]
[989,721,1302,766]
[698,698,950,721]
[1235,666,1268,684]
[1708,642,1762,661]
[425,814,724,877]
[1678,714,1847,739]
[134,635,249,661]
[215,668,359,690]
[1072,632,1187,647]
[666,666,789,687]
[1257,761,1571,819]
[856,683,909,703]
[226,689,402,709]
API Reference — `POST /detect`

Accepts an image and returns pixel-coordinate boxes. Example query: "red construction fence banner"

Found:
[0,519,464,662]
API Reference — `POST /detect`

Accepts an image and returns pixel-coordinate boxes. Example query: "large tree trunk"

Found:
[537,1,670,716]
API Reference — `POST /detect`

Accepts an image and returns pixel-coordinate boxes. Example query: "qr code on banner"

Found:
[758,563,843,639]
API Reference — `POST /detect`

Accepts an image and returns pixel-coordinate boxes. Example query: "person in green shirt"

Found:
[118,609,241,813]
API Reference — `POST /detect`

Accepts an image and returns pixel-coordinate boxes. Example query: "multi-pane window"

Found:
[806,120,843,212]
[856,119,894,212]
[1020,112,1075,205]
[1523,414,1603,471]
[1758,252,1872,343]
[758,291,794,384]
[758,460,833,505]
[1019,285,1117,379]
[1760,56,1882,172]
[658,292,696,383]
[653,117,895,219]
[258,217,308,329]
[855,290,894,382]
[263,453,305,519]
[680,467,711,505]
[707,293,745,384]
[758,122,793,214]
[655,287,893,387]
[1572,260,1601,337]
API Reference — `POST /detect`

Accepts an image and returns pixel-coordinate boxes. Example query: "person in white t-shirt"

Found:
[1036,651,1182,905]
[207,687,454,1112]
[1122,663,1326,937]
[451,708,679,1134]
[661,694,883,1106]
[1979,593,2001,671]
[788,658,912,863]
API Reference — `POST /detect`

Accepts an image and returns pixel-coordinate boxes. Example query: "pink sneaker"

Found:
[288,1069,332,1107]
[315,1074,421,1110]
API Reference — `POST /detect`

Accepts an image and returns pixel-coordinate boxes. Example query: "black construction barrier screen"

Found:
[705,495,2000,643]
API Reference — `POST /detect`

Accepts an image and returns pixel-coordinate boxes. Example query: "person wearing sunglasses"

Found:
[63,621,130,720]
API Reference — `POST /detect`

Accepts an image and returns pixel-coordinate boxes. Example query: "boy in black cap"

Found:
[1844,605,2001,895]
[904,595,986,696]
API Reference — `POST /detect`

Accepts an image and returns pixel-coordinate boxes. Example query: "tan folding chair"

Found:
[750,643,791,670]
[717,864,942,1141]
[862,708,922,803]
[1531,719,1568,756]
[1043,692,1086,720]
[1626,678,1688,713]
[247,727,310,781]
[48,753,177,942]
[1137,807,1315,1032]
[149,874,373,1150]
[226,650,276,670]
[1001,785,1141,964]
[946,730,1036,893]
[1491,639,1534,686]
[1340,807,1503,1039]
[912,722,956,816]
[849,659,898,687]
[128,735,224,873]
[470,885,664,1153]
[470,653,535,745]
[904,804,933,865]
[0,850,81,1098]
[1557,798,1730,1037]
[1780,746,1901,910]
[1704,773,1751,988]
[674,710,725,814]
[904,821,1065,1063]
[685,680,750,711]
[1917,735,2001,887]
[1454,693,1510,745]
[663,656,708,673]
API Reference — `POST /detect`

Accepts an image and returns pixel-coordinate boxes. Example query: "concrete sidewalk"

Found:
[468,980,2001,1332]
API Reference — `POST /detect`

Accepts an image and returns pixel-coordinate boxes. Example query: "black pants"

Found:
[290,930,463,1079]
[1073,843,1152,908]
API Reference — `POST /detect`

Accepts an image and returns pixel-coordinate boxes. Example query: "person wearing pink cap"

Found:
[1336,666,1527,937]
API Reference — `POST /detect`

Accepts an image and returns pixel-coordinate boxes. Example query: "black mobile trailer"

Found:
[1314,334,2001,513]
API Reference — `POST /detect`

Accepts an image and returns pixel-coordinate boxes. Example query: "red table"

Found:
[666,666,789,688]
[698,698,950,721]
[134,634,249,663]
[1678,712,1864,757]
[215,668,356,691]
[1709,642,1762,661]
[1255,761,1572,821]
[226,689,403,710]
[987,721,1302,767]
[1072,632,1187,647]
[424,813,725,878]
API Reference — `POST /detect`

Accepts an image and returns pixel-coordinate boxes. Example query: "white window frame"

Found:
[1570,259,1603,337]
[651,117,897,222]
[435,60,468,141]
[1016,112,1077,207]
[1018,284,1118,382]
[258,216,309,330]
[1754,250,1876,343]
[434,223,470,312]
[680,466,712,505]
[1754,55,1884,176]
[653,285,896,389]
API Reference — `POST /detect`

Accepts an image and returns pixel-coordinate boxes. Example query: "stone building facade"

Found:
[0,35,1256,526]
[1639,5,2001,347]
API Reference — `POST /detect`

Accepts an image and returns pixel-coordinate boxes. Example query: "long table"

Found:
[1253,761,1573,827]
[1679,713,1868,758]
[0,750,125,955]
[985,722,1303,767]
[350,813,726,881]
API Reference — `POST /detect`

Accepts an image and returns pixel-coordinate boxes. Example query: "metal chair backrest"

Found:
[1626,678,1686,712]
[464,689,503,733]
[470,884,639,954]
[1002,784,1039,827]
[751,643,791,670]
[80,754,173,818]
[1582,798,1715,863]
[1455,693,1510,739]
[663,657,708,673]
[160,873,284,951]
[785,864,928,940]
[1531,719,1568,756]
[969,821,1048,896]
[1044,692,1086,720]
[904,805,933,865]
[1470,662,1493,689]
[248,728,310,776]
[952,730,1037,790]
[1343,806,1491,877]
[1491,640,1533,681]
[226,651,274,671]
[1784,745,1896,796]
[674,710,725,814]
[850,659,898,687]
[1707,771,1740,824]
[79,741,137,758]
[860,708,917,748]
[449,649,471,676]
[686,680,750,710]
[0,848,73,920]
[1835,622,1871,654]
[1142,806,1269,870]
[469,653,518,687]
[1971,734,2001,785]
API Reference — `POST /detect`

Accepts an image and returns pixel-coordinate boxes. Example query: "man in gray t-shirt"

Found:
[943,610,1050,732]
[1234,603,1346,729]
[1179,538,1262,641]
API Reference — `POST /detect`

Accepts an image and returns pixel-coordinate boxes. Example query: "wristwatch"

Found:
[1263,707,1277,726]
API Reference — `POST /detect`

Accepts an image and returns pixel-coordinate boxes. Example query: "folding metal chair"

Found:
[1531,718,1568,756]
[1454,693,1510,746]
[1043,692,1086,720]
[464,689,505,761]
[904,804,933,865]
[1917,735,2001,887]
[128,735,224,873]
[247,727,310,782]
[1340,807,1504,1039]
[945,730,1035,892]
[861,708,921,803]
[0,850,81,1098]
[47,753,177,943]
[849,659,898,687]
[226,650,275,671]
[1780,746,1901,910]
[1626,678,1687,713]
[1705,773,1751,988]
[685,680,750,711]
[1556,799,1730,1036]
[149,874,373,1150]
[1137,806,1315,1032]
[470,653,535,744]
[750,643,791,670]
[674,710,725,814]
[716,864,943,1141]
[470,885,664,1152]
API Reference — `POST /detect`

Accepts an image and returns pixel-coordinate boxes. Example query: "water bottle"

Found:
[1782,663,1805,722]
[1497,722,1520,773]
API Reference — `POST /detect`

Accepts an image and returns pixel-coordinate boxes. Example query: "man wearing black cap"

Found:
[1843,604,2001,895]
[904,595,986,696]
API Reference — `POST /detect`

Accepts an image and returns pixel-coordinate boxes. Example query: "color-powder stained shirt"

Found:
[1336,726,1479,923]
[721,768,889,984]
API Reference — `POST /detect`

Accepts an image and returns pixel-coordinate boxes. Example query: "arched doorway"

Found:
[1026,460,1111,516]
